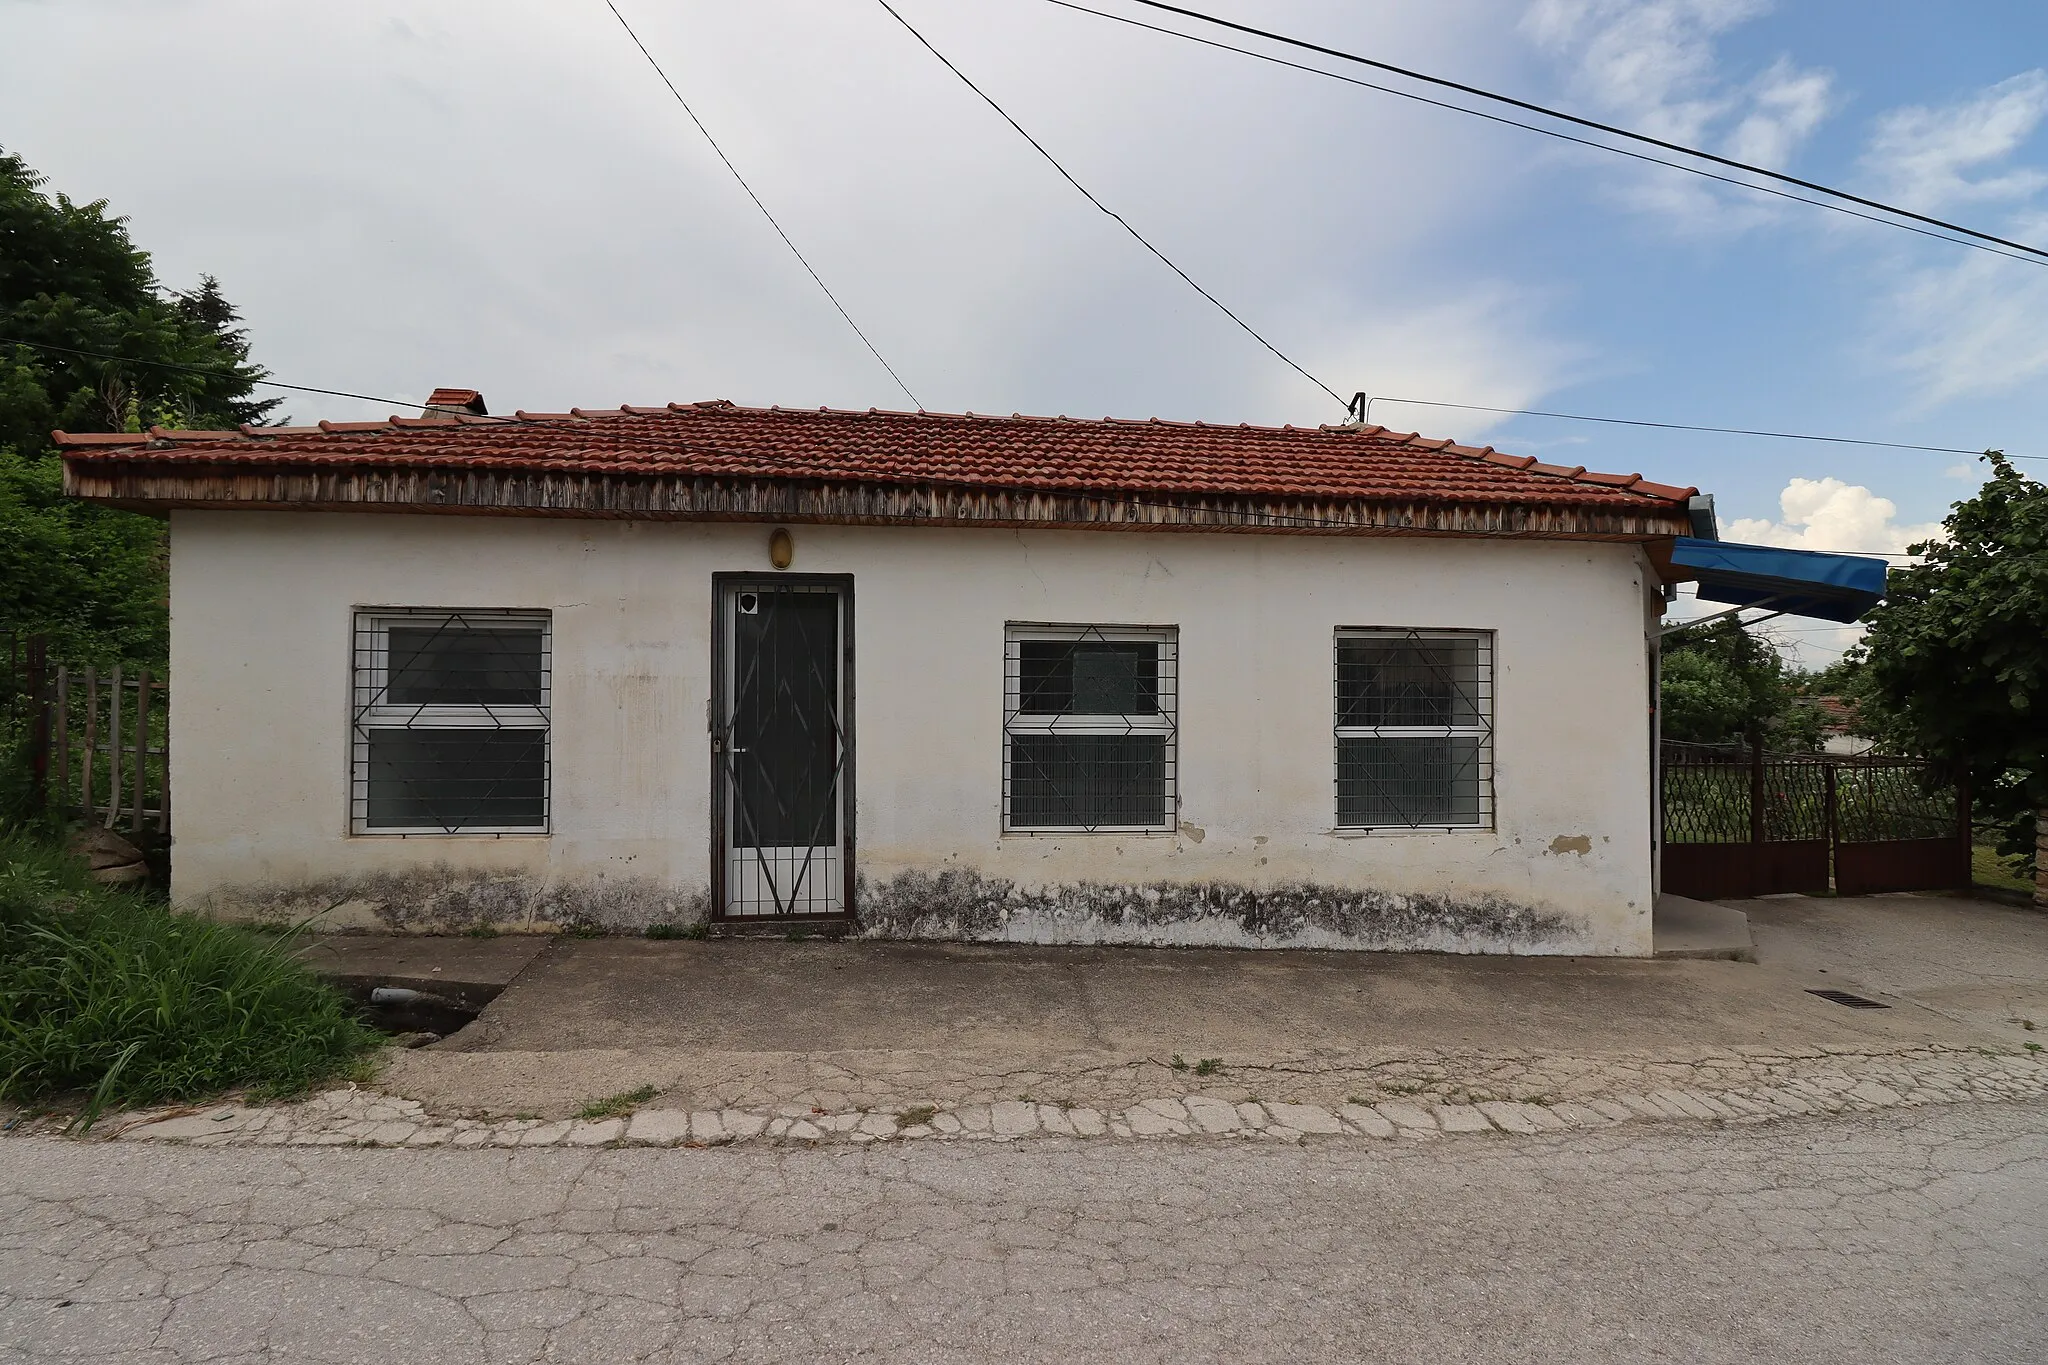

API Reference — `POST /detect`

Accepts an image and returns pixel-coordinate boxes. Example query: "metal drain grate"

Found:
[1807,988,1891,1010]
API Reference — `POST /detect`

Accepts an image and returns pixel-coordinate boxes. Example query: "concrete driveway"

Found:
[1739,891,2048,1047]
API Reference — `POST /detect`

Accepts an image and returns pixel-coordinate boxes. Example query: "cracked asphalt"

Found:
[5,1101,2046,1363]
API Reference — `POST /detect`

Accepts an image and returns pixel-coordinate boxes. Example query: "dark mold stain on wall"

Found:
[203,865,710,933]
[855,867,1581,950]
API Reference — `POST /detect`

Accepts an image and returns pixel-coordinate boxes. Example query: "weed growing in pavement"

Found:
[464,923,500,939]
[2027,1042,2043,1054]
[577,1084,661,1119]
[563,923,606,940]
[785,927,812,942]
[1169,1054,1189,1071]
[645,922,709,941]
[896,1105,937,1128]
[0,830,378,1125]
[1193,1057,1223,1076]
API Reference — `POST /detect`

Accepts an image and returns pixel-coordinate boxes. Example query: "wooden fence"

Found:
[2,634,168,837]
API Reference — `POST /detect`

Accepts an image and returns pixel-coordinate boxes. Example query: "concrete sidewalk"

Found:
[316,891,2048,1121]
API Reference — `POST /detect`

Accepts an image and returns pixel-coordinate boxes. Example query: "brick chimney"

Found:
[422,387,488,419]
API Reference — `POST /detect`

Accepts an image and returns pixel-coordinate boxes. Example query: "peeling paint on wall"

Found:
[854,868,1584,954]
[1547,835,1594,856]
[194,864,711,934]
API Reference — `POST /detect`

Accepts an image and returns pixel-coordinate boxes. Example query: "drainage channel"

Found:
[328,978,501,1044]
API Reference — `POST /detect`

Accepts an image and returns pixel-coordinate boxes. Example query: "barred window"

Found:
[1335,629,1493,829]
[1004,624,1177,832]
[351,610,551,834]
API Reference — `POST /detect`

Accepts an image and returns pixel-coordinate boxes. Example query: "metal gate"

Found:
[711,576,854,921]
[1660,741,1968,899]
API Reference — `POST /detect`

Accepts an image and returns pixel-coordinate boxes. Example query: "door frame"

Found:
[708,572,856,924]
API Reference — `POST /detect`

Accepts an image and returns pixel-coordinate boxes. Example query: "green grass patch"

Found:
[0,830,380,1122]
[576,1084,660,1120]
[1972,844,2036,896]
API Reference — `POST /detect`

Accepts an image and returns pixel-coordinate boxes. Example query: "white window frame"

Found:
[1002,623,1178,835]
[350,608,552,836]
[1333,627,1494,831]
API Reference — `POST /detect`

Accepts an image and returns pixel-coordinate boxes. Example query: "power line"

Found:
[869,0,1345,409]
[1041,0,2048,270]
[1104,0,2048,267]
[1353,394,2016,458]
[0,337,528,420]
[13,334,1947,560]
[598,0,922,409]
[11,332,2033,475]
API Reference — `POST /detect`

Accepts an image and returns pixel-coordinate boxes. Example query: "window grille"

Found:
[1334,629,1493,829]
[1003,624,1177,832]
[351,610,551,834]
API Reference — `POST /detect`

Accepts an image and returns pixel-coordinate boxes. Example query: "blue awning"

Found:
[1670,537,1888,624]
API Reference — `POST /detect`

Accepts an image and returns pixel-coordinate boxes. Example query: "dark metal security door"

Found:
[712,577,853,920]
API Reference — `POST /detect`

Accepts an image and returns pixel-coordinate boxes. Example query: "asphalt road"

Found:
[4,1103,2046,1364]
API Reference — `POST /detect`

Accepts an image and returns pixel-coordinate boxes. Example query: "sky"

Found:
[5,0,2046,662]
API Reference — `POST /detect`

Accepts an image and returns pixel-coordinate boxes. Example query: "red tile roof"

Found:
[54,400,1696,510]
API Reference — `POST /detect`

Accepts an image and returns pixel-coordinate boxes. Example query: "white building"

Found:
[61,394,1704,955]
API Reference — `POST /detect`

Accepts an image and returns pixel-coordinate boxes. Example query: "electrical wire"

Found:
[0,337,533,421]
[1356,394,2015,458]
[11,333,2032,476]
[12,346,1935,561]
[869,0,1345,409]
[1039,0,2048,271]
[598,0,922,409]
[1102,0,2048,267]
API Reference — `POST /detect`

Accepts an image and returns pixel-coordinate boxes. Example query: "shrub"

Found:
[0,831,379,1117]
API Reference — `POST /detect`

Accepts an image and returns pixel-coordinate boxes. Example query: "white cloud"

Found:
[1522,0,1832,227]
[1863,70,2048,212]
[1726,57,1833,167]
[0,0,1576,431]
[1683,477,1940,668]
[1725,476,1944,555]
[1855,74,2048,406]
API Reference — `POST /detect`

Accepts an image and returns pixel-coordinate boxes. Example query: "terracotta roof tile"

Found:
[54,401,1699,511]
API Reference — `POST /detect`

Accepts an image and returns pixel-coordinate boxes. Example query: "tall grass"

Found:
[0,830,379,1115]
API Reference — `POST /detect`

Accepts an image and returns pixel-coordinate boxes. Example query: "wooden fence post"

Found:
[53,666,69,817]
[132,671,150,832]
[24,636,49,812]
[81,666,97,818]
[103,664,122,829]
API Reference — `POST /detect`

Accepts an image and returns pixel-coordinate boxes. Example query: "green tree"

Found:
[1859,452,2047,871]
[0,145,278,451]
[0,147,277,667]
[1660,618,1817,748]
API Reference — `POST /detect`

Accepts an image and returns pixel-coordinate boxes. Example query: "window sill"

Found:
[999,829,1179,839]
[349,830,553,839]
[1323,826,1496,838]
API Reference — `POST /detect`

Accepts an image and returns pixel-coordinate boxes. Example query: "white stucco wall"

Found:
[168,511,1658,954]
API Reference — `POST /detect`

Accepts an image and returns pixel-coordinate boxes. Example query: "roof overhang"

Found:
[59,460,1696,540]
[1668,536,1887,624]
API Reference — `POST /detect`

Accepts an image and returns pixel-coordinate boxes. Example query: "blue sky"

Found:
[4,0,2045,657]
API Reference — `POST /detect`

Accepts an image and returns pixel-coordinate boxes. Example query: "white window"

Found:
[1003,624,1177,832]
[1335,629,1493,829]
[350,609,551,834]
